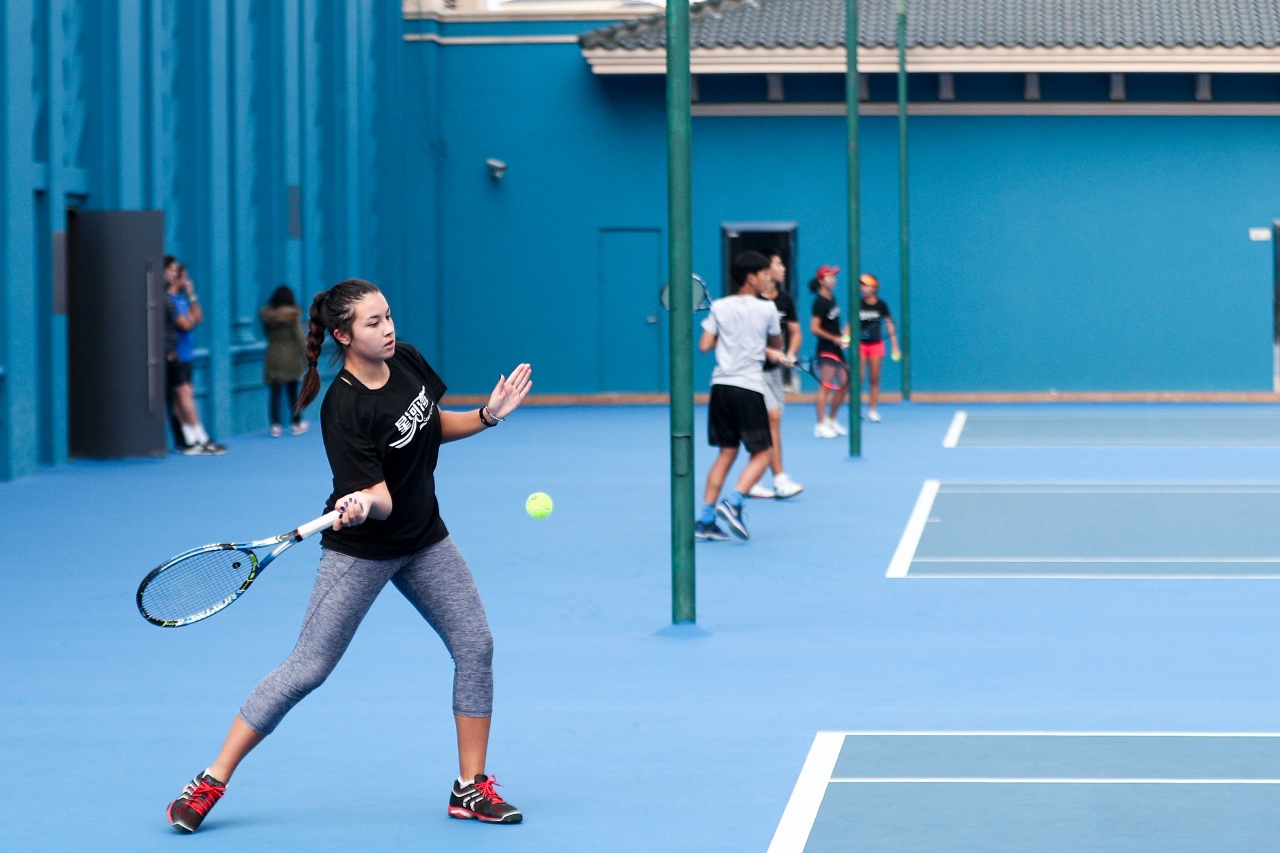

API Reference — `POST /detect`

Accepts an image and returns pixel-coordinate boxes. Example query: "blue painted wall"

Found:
[426,30,1280,397]
[0,0,411,480]
[4,5,1280,480]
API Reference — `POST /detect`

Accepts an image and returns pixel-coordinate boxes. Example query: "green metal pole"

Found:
[845,0,861,457]
[667,0,696,624]
[897,0,911,399]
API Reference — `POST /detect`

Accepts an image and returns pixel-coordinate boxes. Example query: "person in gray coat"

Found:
[260,285,309,436]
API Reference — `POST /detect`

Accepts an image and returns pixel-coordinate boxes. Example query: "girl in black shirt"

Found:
[809,265,851,438]
[165,279,532,834]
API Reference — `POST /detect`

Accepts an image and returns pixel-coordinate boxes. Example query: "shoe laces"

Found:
[474,775,506,805]
[182,778,226,816]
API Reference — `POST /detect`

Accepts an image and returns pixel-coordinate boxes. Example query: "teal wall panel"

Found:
[5,4,1280,481]
[0,0,410,480]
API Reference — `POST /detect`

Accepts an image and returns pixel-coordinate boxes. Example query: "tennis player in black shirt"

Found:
[165,278,532,834]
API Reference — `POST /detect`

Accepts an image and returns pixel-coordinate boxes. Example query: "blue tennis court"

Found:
[945,408,1280,447]
[9,402,1280,851]
[890,482,1280,578]
[772,732,1280,852]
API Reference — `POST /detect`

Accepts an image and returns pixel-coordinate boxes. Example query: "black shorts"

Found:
[166,358,193,390]
[707,384,772,453]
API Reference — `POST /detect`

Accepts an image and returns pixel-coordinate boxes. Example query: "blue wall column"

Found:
[1,0,40,480]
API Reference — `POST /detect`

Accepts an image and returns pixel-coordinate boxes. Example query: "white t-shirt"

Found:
[701,294,781,394]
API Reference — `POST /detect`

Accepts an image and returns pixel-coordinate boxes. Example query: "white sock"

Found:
[457,775,474,788]
[181,424,199,445]
[193,424,210,443]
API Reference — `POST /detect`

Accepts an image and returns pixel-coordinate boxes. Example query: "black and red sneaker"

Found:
[166,771,226,833]
[448,774,522,824]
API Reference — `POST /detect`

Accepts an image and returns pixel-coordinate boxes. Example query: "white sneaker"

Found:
[825,418,848,436]
[813,422,837,438]
[748,483,776,499]
[867,410,882,423]
[773,473,804,499]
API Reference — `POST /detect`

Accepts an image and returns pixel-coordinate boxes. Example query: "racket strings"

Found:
[140,549,256,622]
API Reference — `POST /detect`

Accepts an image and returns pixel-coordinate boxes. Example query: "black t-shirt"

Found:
[859,297,892,343]
[759,289,797,372]
[812,294,842,355]
[319,342,449,559]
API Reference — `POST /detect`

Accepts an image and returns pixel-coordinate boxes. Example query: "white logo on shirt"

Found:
[390,386,434,449]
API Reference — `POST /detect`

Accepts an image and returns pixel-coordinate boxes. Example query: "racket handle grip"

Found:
[296,511,341,541]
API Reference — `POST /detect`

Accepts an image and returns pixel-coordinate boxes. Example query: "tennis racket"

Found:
[137,510,339,627]
[788,352,851,391]
[659,274,712,312]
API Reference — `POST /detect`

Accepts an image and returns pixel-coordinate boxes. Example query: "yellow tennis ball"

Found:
[841,333,852,345]
[526,492,553,519]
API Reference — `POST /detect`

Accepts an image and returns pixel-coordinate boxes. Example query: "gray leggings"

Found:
[238,535,493,735]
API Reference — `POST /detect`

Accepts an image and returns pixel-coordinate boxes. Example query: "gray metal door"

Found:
[67,210,166,458]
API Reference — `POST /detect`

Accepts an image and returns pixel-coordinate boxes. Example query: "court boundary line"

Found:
[766,732,844,853]
[887,480,940,578]
[907,573,1280,579]
[895,482,1280,579]
[768,732,1280,852]
[942,410,967,447]
[828,777,1280,784]
[914,557,1280,563]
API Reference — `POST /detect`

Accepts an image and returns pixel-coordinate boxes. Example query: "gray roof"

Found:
[579,0,1280,51]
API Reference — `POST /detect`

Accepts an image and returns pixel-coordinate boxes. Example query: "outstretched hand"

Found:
[487,363,533,419]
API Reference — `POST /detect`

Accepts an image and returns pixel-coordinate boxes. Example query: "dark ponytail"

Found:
[807,276,820,294]
[294,278,382,414]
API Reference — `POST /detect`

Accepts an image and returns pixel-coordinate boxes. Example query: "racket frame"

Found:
[792,352,852,392]
[659,273,711,312]
[137,510,339,627]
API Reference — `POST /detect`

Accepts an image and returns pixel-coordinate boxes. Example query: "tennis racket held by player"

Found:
[137,510,340,627]
[783,352,851,392]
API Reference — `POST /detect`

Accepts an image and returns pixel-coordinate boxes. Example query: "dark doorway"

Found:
[67,210,167,458]
[1274,220,1280,392]
[721,222,797,297]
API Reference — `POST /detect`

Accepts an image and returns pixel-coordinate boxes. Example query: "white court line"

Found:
[766,732,845,853]
[940,485,1280,494]
[767,732,1280,851]
[942,410,967,448]
[910,573,1280,579]
[913,557,1280,563]
[830,777,1280,784]
[825,731,1280,737]
[886,480,940,578]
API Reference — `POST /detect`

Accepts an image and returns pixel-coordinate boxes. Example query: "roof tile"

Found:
[579,0,1280,51]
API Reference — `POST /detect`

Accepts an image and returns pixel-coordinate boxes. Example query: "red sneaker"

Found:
[448,774,522,824]
[166,772,226,833]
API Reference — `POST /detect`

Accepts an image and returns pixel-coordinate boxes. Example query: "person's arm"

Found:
[440,363,533,442]
[764,332,786,364]
[785,320,802,360]
[330,480,393,530]
[809,316,844,348]
[885,317,900,356]
[698,329,717,354]
[182,279,203,326]
[173,298,202,331]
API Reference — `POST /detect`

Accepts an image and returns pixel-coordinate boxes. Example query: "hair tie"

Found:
[307,360,317,368]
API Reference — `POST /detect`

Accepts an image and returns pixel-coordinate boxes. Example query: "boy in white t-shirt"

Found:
[695,251,784,541]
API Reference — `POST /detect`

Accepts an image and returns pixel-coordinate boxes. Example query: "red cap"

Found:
[816,265,840,278]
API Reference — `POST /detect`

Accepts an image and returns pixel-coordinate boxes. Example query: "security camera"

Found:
[485,158,507,179]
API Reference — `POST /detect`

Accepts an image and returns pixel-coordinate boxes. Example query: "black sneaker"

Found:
[695,521,731,541]
[716,499,749,540]
[201,440,228,455]
[448,774,522,824]
[167,771,226,833]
